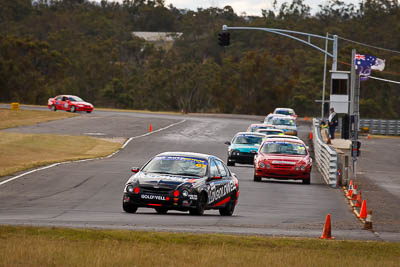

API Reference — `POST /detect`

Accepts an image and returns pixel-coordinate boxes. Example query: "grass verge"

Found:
[0,132,122,177]
[0,225,399,267]
[0,108,76,130]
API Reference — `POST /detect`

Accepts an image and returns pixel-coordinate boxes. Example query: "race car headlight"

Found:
[259,162,265,168]
[301,165,306,171]
[181,190,189,197]
[230,150,240,156]
[266,164,271,169]
[126,185,134,193]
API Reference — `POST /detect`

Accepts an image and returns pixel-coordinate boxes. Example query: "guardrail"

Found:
[360,119,400,135]
[312,119,338,187]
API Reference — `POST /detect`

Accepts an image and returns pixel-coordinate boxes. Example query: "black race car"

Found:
[122,152,239,216]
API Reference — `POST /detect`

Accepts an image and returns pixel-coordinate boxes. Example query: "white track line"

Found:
[0,119,186,187]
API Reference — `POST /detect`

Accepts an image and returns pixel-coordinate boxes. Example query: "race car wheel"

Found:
[219,197,235,216]
[122,202,138,213]
[70,105,76,113]
[155,207,168,214]
[227,159,235,166]
[189,193,206,216]
[253,175,261,182]
[51,105,56,111]
[86,111,92,113]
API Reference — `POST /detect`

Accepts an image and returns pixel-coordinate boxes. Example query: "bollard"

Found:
[11,102,20,111]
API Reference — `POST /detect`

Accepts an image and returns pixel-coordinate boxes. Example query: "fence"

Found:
[312,119,338,187]
[359,119,400,135]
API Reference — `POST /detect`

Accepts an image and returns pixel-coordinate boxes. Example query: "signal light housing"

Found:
[218,32,230,46]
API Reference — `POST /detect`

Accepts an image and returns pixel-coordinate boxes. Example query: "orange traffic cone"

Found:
[348,180,353,191]
[347,189,353,198]
[359,200,367,219]
[367,134,371,140]
[351,185,358,200]
[149,124,153,132]
[355,190,362,207]
[364,210,373,229]
[320,214,335,240]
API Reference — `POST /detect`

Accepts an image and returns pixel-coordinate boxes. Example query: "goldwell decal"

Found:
[141,194,166,201]
[207,181,235,204]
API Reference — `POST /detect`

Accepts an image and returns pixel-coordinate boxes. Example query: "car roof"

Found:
[262,137,304,144]
[57,95,79,98]
[265,134,300,139]
[274,107,294,112]
[235,131,266,136]
[256,128,284,132]
[156,151,216,161]
[249,123,274,127]
[272,116,294,121]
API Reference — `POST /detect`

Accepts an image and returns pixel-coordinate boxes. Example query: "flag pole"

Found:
[321,33,329,120]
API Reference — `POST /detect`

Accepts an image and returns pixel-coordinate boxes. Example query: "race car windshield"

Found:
[275,110,293,115]
[261,142,307,155]
[69,96,84,102]
[272,118,295,126]
[233,135,263,145]
[259,130,283,135]
[142,156,208,177]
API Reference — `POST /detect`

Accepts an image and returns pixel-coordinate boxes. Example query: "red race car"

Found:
[253,138,312,184]
[48,95,94,113]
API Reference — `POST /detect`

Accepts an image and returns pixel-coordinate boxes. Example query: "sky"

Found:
[94,1,361,16]
[163,1,361,16]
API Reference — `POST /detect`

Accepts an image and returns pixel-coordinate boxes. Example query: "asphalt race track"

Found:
[0,107,390,240]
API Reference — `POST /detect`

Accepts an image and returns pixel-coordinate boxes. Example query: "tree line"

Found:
[1,0,399,118]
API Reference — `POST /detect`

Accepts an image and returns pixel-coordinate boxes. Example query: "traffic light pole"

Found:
[222,25,338,120]
[222,25,337,70]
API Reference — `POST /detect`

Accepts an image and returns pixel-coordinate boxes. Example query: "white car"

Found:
[264,113,292,124]
[264,134,300,140]
[271,117,298,136]
[255,128,284,136]
[273,108,297,120]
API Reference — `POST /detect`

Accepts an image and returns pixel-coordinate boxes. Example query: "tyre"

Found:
[86,111,92,113]
[51,105,56,111]
[189,193,206,215]
[70,105,76,113]
[155,207,168,214]
[219,197,236,216]
[253,174,261,182]
[122,202,138,213]
[227,159,235,166]
[302,177,311,184]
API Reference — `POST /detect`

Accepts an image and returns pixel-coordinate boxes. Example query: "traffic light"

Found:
[218,32,230,46]
[352,141,361,157]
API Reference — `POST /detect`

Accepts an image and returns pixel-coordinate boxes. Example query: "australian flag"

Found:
[354,54,385,81]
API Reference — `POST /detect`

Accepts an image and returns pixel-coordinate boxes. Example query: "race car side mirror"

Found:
[131,167,140,173]
[224,141,231,145]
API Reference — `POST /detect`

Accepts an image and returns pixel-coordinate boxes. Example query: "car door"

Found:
[58,96,69,110]
[206,159,233,206]
[215,159,236,199]
[54,96,63,109]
